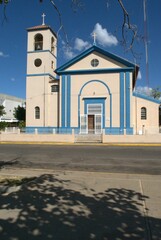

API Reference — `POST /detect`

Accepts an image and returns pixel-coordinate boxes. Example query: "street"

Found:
[0,144,161,174]
[1,144,161,240]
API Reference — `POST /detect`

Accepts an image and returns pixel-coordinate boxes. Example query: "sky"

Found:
[0,0,161,99]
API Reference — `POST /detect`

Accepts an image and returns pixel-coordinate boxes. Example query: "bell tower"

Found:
[26,14,59,129]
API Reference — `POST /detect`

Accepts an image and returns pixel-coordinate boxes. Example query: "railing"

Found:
[1,127,160,135]
[25,127,73,135]
[3,127,20,134]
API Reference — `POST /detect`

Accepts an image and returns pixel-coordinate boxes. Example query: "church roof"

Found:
[0,93,25,102]
[133,92,160,104]
[27,25,57,38]
[55,45,139,88]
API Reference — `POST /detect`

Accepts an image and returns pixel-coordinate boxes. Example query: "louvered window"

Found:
[95,114,102,134]
[80,115,87,134]
[87,104,102,114]
[51,85,59,92]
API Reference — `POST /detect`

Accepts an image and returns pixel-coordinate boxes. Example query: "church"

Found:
[26,18,160,136]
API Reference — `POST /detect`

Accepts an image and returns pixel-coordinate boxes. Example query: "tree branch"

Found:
[0,0,8,24]
[1,0,140,56]
[118,0,138,52]
[50,0,69,45]
[71,0,84,12]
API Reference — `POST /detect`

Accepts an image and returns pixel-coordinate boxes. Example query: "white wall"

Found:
[133,96,159,134]
[0,94,25,122]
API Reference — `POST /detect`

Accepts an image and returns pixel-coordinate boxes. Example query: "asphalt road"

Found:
[0,144,161,175]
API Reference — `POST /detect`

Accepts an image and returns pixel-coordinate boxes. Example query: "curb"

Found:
[1,141,161,146]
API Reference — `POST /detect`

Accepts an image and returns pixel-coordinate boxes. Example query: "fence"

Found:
[1,127,161,144]
[1,126,161,136]
[3,127,20,134]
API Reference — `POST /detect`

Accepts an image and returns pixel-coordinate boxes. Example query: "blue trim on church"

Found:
[61,75,66,127]
[105,127,125,135]
[25,127,72,134]
[61,75,71,128]
[133,92,160,104]
[67,75,71,127]
[56,67,135,75]
[120,72,125,130]
[25,126,128,135]
[55,45,138,74]
[27,50,57,58]
[126,72,130,129]
[27,73,57,80]
[78,79,112,129]
[79,80,111,95]
[83,98,106,128]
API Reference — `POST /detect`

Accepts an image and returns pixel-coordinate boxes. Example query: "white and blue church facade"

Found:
[26,22,160,135]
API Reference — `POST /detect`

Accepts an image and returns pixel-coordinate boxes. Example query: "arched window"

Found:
[35,106,40,119]
[34,34,43,51]
[141,107,147,120]
[51,37,55,53]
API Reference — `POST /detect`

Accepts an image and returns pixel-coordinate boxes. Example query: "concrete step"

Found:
[75,134,102,143]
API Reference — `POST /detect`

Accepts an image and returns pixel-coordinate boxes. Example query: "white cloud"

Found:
[0,51,9,57]
[64,47,75,60]
[62,41,76,60]
[135,86,152,95]
[92,23,118,47]
[62,38,91,60]
[74,38,91,51]
[61,23,118,60]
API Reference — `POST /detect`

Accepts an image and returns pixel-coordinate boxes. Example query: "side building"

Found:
[0,93,25,125]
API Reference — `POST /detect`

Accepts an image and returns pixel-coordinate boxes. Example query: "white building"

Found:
[0,93,25,124]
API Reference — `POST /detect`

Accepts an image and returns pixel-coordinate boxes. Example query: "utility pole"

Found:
[143,0,149,89]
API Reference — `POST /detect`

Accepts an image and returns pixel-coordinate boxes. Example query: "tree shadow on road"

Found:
[0,174,161,240]
[0,158,19,169]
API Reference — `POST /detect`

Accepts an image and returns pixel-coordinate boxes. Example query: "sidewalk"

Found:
[0,168,161,240]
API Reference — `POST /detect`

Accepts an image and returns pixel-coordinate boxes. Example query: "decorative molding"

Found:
[27,73,57,80]
[27,50,57,59]
[56,67,134,75]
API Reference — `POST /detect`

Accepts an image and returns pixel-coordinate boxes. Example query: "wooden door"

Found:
[88,115,94,133]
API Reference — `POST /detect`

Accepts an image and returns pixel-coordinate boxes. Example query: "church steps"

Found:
[75,134,102,143]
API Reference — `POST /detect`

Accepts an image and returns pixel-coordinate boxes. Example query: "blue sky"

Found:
[0,0,160,98]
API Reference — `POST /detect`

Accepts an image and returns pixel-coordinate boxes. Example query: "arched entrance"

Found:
[78,80,111,134]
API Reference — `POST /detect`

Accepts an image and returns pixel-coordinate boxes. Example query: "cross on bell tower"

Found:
[92,32,97,46]
[42,13,46,25]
